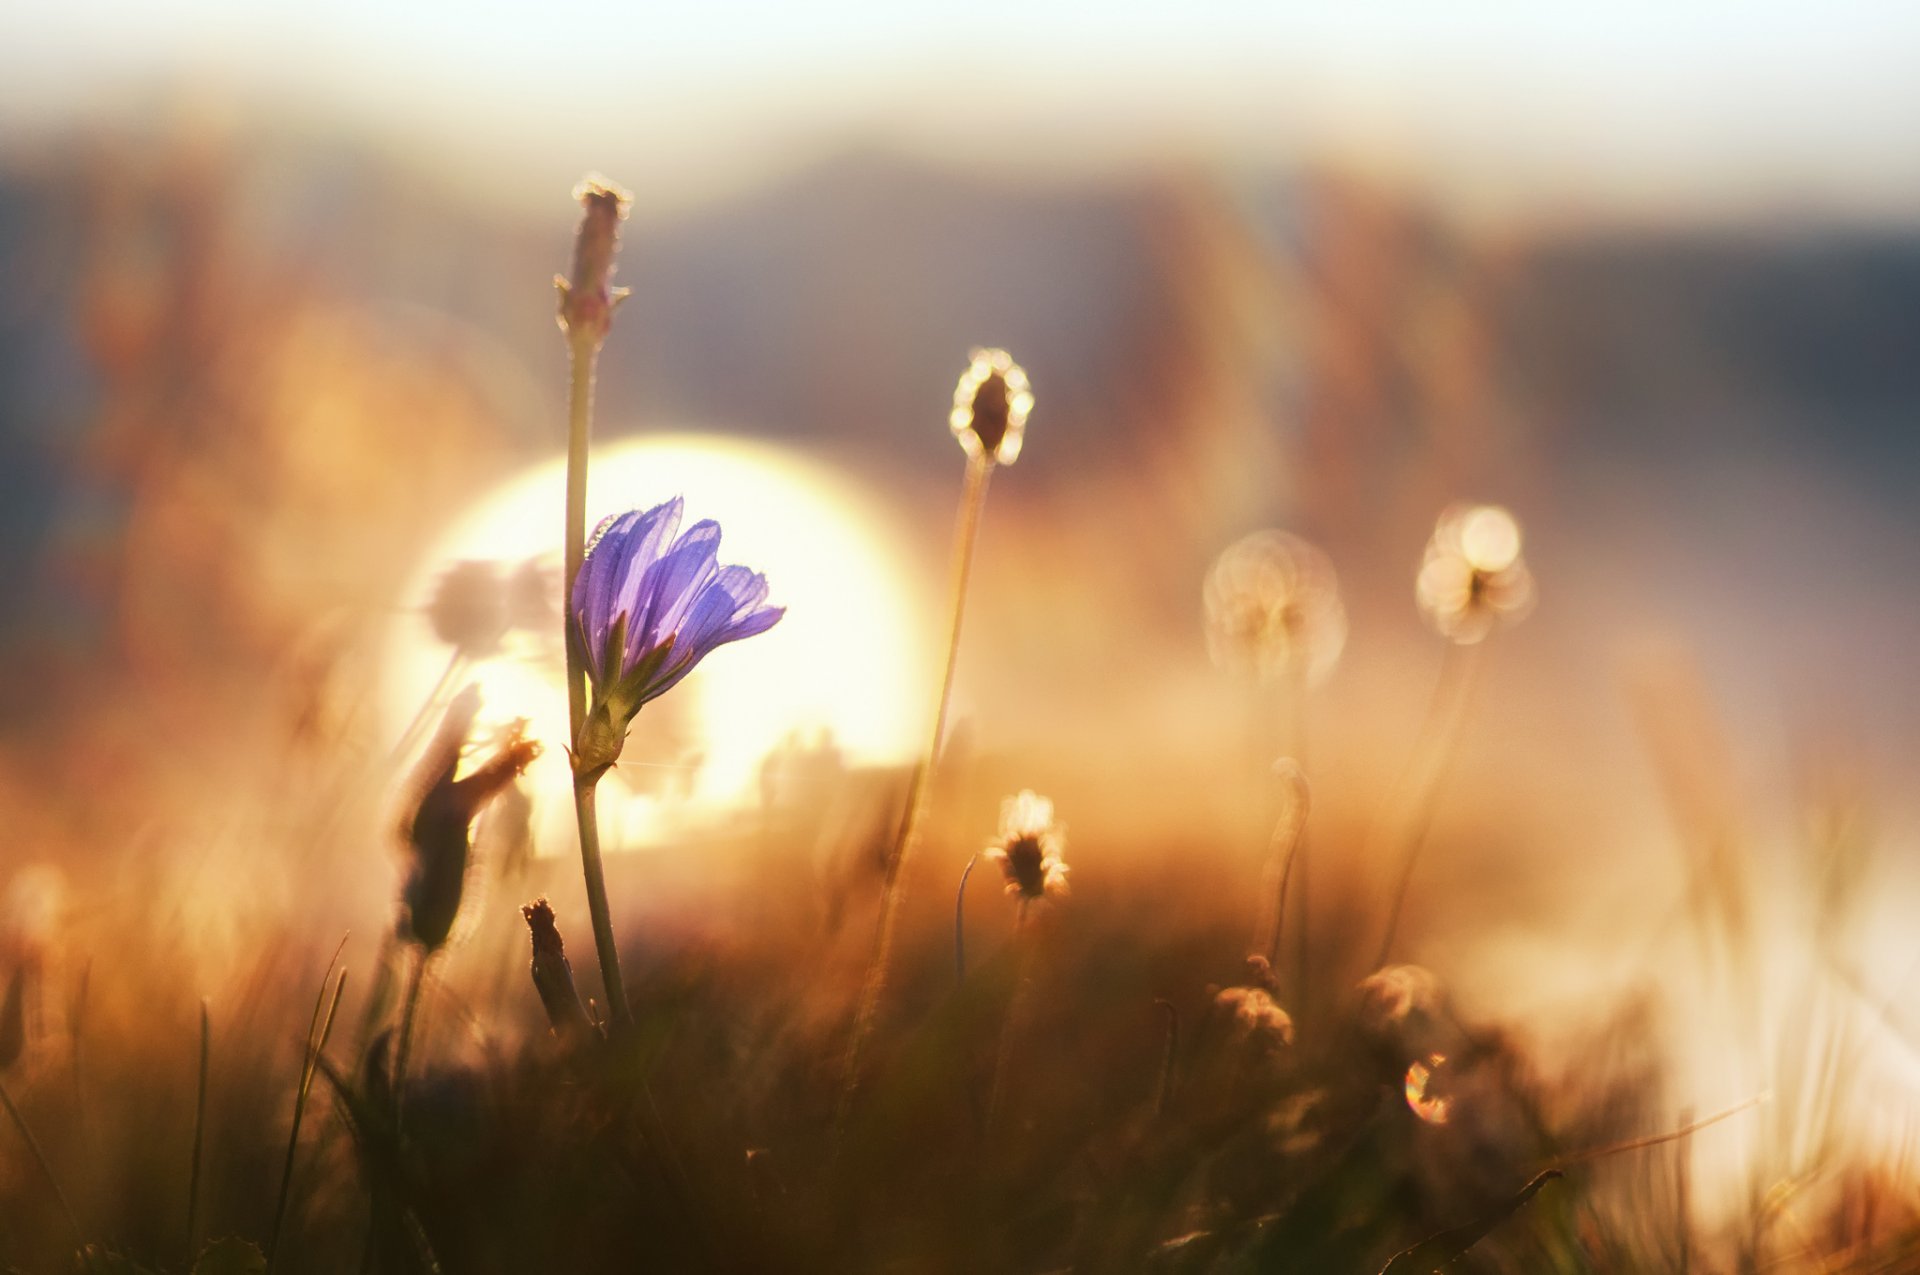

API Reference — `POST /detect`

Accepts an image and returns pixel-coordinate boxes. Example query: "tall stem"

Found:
[1259,762,1312,970]
[985,898,1033,1137]
[842,456,993,1118]
[573,777,631,1029]
[563,318,633,1033]
[954,854,979,985]
[564,336,595,745]
[186,1001,209,1261]
[1373,639,1482,968]
[392,949,426,1118]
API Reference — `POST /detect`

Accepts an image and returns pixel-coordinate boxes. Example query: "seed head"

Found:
[985,789,1068,901]
[522,898,592,1046]
[1416,504,1534,643]
[425,560,510,658]
[1204,530,1347,687]
[950,348,1033,466]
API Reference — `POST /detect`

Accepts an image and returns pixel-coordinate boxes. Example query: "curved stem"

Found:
[841,456,992,1121]
[1260,763,1313,970]
[572,776,631,1030]
[1373,639,1483,968]
[954,854,979,985]
[270,963,347,1271]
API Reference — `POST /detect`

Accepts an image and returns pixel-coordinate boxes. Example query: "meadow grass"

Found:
[0,178,1914,1275]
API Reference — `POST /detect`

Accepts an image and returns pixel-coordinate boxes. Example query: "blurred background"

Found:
[4,1,1920,1264]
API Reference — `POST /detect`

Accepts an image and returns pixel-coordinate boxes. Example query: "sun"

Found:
[382,433,933,851]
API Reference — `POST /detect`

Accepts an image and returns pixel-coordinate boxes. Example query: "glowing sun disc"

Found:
[383,434,932,851]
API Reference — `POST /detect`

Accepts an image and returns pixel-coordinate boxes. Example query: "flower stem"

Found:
[1259,762,1312,970]
[1152,998,1179,1117]
[841,455,992,1121]
[564,334,596,746]
[1373,639,1483,968]
[954,854,978,985]
[0,1076,84,1246]
[392,949,426,1119]
[985,898,1033,1137]
[186,1000,209,1262]
[269,953,347,1272]
[572,776,631,1030]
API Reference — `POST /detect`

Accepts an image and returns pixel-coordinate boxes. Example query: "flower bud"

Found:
[522,898,592,1047]
[555,174,631,346]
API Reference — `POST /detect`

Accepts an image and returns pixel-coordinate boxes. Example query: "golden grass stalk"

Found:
[186,999,210,1261]
[840,349,1031,1121]
[269,938,349,1271]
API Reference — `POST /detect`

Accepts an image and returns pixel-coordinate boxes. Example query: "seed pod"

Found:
[522,898,592,1047]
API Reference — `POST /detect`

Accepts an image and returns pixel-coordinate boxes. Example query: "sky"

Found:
[3,2,1920,225]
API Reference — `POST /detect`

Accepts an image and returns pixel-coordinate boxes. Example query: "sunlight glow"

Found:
[383,434,932,852]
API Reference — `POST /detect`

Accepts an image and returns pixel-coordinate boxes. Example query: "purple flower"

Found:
[571,497,784,732]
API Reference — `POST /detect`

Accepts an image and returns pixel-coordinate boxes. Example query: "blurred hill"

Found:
[3,123,1920,726]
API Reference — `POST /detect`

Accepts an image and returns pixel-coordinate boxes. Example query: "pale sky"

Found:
[4,2,1919,225]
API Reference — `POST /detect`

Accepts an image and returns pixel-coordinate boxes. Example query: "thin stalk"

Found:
[186,1000,210,1260]
[1373,639,1482,968]
[1257,762,1312,970]
[572,777,631,1029]
[563,336,594,745]
[0,1077,84,1245]
[1153,999,1179,1117]
[842,455,993,1118]
[562,323,633,1032]
[985,898,1033,1137]
[70,958,90,1127]
[1676,1105,1694,1274]
[1286,663,1312,992]
[270,958,349,1270]
[954,854,979,985]
[1549,1092,1766,1169]
[392,948,427,1119]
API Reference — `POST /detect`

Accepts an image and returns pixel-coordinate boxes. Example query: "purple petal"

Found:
[717,604,784,643]
[672,567,765,656]
[573,498,683,662]
[637,601,784,705]
[622,520,721,669]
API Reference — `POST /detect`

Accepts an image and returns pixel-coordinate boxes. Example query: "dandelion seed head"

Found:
[425,560,510,657]
[1416,503,1534,643]
[1203,530,1347,687]
[985,789,1068,900]
[950,348,1033,466]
